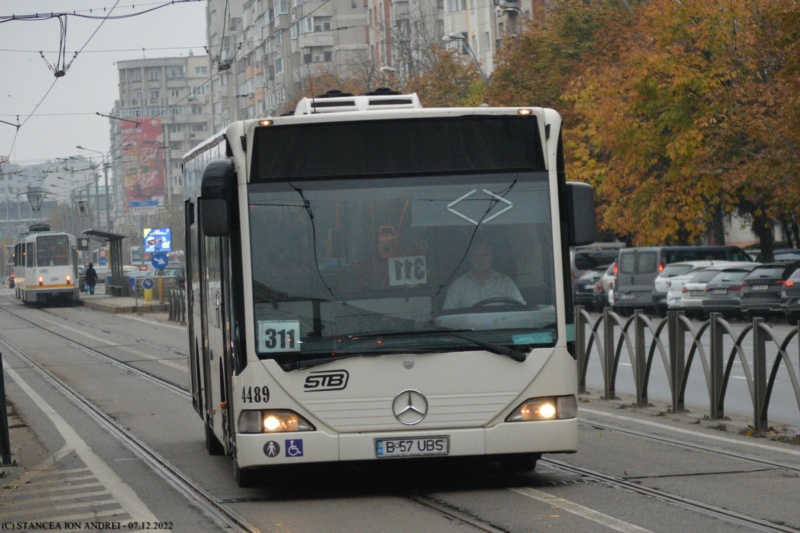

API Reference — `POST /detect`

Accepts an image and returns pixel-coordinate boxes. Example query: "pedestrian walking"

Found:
[85,263,98,295]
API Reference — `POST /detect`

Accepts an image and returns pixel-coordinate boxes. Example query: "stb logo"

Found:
[304,370,349,392]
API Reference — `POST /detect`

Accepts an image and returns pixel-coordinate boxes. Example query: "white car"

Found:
[677,262,755,318]
[653,260,721,315]
[592,262,616,309]
[666,270,709,311]
[667,261,752,316]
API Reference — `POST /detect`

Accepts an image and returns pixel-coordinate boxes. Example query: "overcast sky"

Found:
[0,0,207,166]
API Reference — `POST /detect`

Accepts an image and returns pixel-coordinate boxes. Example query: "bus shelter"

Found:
[82,229,127,296]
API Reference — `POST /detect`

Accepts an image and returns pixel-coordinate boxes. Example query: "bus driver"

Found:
[443,240,526,310]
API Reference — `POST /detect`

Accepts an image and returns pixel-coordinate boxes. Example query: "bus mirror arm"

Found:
[200,198,231,236]
[566,182,596,246]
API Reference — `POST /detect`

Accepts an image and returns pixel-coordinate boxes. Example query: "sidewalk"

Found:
[79,292,169,314]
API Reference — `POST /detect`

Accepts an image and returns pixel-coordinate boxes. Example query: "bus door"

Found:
[201,224,233,450]
[186,201,203,418]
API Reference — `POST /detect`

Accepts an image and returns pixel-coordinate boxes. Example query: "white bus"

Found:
[182,90,596,486]
[13,223,80,305]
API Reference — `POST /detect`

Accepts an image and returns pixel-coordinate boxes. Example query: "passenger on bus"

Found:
[443,240,525,310]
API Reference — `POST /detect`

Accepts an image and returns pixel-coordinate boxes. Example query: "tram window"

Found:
[26,243,34,267]
[37,235,70,266]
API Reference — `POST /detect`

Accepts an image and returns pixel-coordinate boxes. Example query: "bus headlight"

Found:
[238,409,315,434]
[506,395,577,422]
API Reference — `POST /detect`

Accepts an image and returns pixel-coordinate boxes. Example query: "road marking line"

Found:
[510,487,652,532]
[580,407,800,457]
[3,361,160,522]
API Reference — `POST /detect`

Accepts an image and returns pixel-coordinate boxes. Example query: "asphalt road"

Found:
[1,290,799,532]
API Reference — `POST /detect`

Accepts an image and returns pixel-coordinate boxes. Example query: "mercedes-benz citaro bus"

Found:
[181,89,596,487]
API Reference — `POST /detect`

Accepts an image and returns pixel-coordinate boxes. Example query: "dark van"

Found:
[614,246,752,314]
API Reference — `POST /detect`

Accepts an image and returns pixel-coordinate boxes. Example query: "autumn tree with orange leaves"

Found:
[491,0,800,257]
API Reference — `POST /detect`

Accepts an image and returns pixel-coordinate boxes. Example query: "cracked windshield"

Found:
[249,173,557,362]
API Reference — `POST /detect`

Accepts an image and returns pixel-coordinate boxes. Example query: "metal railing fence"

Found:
[168,288,186,325]
[576,307,800,432]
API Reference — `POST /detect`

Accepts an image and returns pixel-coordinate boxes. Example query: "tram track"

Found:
[2,300,799,531]
[0,325,254,532]
[42,304,189,357]
[0,304,509,533]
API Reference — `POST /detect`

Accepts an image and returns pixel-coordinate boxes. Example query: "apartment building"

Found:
[108,55,213,236]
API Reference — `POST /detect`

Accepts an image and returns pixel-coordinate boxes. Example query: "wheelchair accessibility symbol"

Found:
[285,439,304,458]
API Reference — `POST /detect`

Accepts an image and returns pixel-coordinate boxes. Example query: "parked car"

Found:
[153,264,186,289]
[592,262,616,309]
[666,269,711,312]
[4,272,14,288]
[781,268,800,323]
[575,267,608,311]
[740,261,800,319]
[615,245,752,314]
[677,263,755,319]
[570,244,622,300]
[652,260,722,316]
[755,248,800,262]
[701,264,761,319]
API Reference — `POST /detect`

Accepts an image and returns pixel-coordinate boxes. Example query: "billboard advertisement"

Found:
[121,117,166,213]
[143,227,172,253]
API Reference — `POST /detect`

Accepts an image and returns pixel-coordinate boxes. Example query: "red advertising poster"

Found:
[121,117,165,213]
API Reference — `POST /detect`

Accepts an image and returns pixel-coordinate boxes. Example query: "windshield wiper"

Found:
[346,329,528,362]
[280,329,528,371]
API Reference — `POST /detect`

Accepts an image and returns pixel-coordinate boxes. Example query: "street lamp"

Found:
[441,32,489,85]
[76,145,111,230]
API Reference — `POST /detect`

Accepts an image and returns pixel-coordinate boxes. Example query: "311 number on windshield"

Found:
[388,255,427,286]
[257,320,301,352]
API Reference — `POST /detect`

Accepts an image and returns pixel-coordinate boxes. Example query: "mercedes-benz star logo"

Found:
[392,390,428,425]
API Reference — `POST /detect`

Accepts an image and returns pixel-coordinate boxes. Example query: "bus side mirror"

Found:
[200,198,230,237]
[566,182,596,246]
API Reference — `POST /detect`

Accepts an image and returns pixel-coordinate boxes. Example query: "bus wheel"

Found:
[500,453,540,473]
[205,423,225,456]
[233,460,261,488]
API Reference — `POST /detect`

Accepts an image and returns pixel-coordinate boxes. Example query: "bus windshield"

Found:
[248,171,558,366]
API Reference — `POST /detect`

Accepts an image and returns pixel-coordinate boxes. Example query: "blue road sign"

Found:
[129,277,136,290]
[142,277,154,290]
[98,257,108,266]
[151,252,168,270]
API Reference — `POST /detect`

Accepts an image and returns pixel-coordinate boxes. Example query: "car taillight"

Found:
[613,262,618,275]
[681,286,688,293]
[658,261,664,273]
[784,280,794,287]
[729,284,743,291]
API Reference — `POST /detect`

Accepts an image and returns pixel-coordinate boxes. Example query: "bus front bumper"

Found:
[234,418,578,468]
